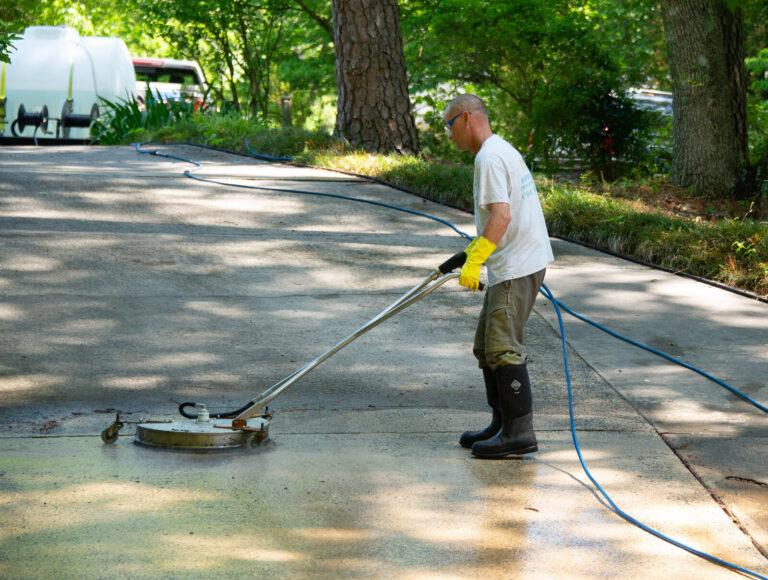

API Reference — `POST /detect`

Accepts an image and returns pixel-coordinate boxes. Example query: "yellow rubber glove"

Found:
[459,236,496,291]
[464,237,478,256]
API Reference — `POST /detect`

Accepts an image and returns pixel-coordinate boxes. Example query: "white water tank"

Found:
[1,25,136,140]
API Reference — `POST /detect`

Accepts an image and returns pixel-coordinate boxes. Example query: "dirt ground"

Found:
[588,180,764,223]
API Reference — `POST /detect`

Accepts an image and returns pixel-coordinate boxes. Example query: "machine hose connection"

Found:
[100,414,172,444]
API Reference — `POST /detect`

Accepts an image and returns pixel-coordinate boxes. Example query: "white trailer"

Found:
[0,25,135,140]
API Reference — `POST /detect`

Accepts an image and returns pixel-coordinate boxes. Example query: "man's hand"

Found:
[459,236,496,291]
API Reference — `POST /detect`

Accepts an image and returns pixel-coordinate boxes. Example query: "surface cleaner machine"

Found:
[101,252,472,450]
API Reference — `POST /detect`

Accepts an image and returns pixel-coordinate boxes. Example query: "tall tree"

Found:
[331,0,419,154]
[661,0,749,198]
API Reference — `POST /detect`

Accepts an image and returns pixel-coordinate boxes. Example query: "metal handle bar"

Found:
[235,271,459,420]
[177,251,483,420]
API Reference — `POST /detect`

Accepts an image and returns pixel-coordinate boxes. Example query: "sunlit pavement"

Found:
[0,144,765,579]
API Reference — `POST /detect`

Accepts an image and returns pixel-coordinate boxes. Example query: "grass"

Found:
[540,185,768,296]
[99,109,768,298]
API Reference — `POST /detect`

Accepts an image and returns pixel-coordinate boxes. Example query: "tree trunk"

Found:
[661,0,748,198]
[331,0,419,154]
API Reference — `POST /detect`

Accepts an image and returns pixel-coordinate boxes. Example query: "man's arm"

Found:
[481,202,511,244]
[458,202,511,291]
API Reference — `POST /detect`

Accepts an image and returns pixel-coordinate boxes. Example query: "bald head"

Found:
[444,94,493,155]
[445,94,488,120]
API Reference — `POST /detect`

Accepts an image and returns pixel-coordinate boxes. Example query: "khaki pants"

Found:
[473,269,546,369]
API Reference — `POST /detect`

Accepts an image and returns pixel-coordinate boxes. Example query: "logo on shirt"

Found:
[521,173,537,199]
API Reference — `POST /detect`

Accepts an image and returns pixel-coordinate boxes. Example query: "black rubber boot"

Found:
[471,364,538,458]
[459,367,501,449]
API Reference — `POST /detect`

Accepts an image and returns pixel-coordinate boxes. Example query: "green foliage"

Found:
[747,48,768,98]
[245,125,341,160]
[403,0,667,94]
[134,0,331,123]
[0,0,165,55]
[275,0,335,123]
[746,47,768,203]
[0,24,19,63]
[91,91,201,145]
[4,0,672,177]
[587,0,670,89]
[527,77,658,178]
[540,186,768,295]
[155,112,265,151]
[405,0,662,179]
[381,158,474,207]
[747,51,768,150]
[0,1,38,32]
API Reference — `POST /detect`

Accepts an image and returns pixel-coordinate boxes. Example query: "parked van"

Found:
[0,25,135,140]
[132,57,207,108]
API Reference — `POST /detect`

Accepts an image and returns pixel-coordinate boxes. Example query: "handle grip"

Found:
[438,251,467,274]
[438,251,485,291]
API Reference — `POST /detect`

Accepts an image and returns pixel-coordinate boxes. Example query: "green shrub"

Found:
[527,74,657,180]
[92,91,200,145]
[540,186,768,295]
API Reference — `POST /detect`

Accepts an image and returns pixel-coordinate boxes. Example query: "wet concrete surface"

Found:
[538,240,768,556]
[0,144,766,578]
[0,431,761,580]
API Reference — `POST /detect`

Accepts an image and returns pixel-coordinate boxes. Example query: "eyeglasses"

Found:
[445,111,466,133]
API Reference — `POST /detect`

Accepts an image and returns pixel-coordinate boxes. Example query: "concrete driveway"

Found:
[0,144,766,579]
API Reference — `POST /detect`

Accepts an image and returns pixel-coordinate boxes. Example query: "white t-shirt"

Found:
[473,134,554,286]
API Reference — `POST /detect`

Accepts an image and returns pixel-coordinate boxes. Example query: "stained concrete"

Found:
[0,144,766,579]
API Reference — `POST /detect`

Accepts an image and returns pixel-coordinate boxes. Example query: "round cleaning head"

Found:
[134,417,269,450]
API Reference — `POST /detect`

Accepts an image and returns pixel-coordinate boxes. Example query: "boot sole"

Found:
[471,443,538,459]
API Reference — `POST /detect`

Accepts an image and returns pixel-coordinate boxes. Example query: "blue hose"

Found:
[244,137,295,162]
[182,169,473,239]
[132,143,470,239]
[133,141,768,578]
[540,283,767,580]
[547,292,768,415]
[132,142,202,166]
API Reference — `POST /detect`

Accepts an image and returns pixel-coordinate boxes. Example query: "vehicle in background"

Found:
[628,87,673,116]
[131,57,207,109]
[1,25,135,140]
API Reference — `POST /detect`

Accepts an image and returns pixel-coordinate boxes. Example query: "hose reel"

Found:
[59,101,99,138]
[12,103,49,136]
[9,101,99,139]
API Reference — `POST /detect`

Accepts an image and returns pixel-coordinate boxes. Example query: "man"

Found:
[445,94,554,459]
